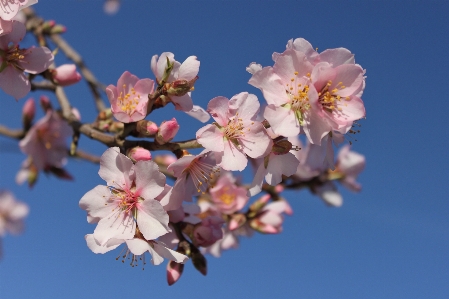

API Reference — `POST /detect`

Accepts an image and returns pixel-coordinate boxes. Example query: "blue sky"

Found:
[1,1,448,298]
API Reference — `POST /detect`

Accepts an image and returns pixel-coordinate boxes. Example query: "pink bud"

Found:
[22,98,35,127]
[228,213,246,231]
[39,96,52,112]
[167,261,184,286]
[53,64,81,86]
[127,147,152,163]
[156,118,179,144]
[136,120,158,137]
[71,108,81,121]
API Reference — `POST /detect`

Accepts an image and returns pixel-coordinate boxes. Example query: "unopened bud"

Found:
[167,261,184,286]
[71,107,81,121]
[272,139,293,155]
[39,95,52,112]
[249,218,279,234]
[98,109,112,120]
[22,98,35,129]
[49,24,67,34]
[109,121,124,133]
[41,20,56,32]
[52,64,81,86]
[127,147,152,163]
[136,120,158,137]
[249,194,271,214]
[166,76,198,97]
[156,118,179,144]
[228,213,246,231]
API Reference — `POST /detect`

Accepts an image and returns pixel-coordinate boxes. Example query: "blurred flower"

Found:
[0,190,29,237]
[103,0,120,15]
[209,172,248,214]
[193,216,224,247]
[0,21,53,99]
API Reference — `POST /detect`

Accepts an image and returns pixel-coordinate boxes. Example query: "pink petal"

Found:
[20,46,53,74]
[248,67,287,106]
[85,234,123,254]
[319,48,355,67]
[134,160,165,199]
[219,141,247,171]
[184,105,211,123]
[0,67,30,99]
[94,211,136,245]
[207,96,230,126]
[98,147,134,188]
[137,199,170,240]
[171,93,193,111]
[264,105,300,137]
[196,124,225,152]
[0,21,25,47]
[177,56,200,80]
[229,92,260,120]
[126,238,150,255]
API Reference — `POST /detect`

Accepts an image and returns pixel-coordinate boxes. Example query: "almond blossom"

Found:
[79,147,170,246]
[196,92,272,171]
[19,109,72,171]
[0,21,53,99]
[0,190,29,237]
[167,150,220,211]
[209,172,249,214]
[151,52,199,111]
[106,71,154,123]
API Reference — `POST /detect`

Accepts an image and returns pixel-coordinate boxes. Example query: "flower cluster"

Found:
[0,4,367,286]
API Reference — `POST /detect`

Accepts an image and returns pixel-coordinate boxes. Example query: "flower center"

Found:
[285,72,312,123]
[115,189,139,213]
[0,45,27,72]
[219,190,236,205]
[185,157,220,194]
[37,126,60,150]
[117,84,141,115]
[318,81,350,113]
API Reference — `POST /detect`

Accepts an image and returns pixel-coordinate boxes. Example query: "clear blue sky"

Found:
[1,1,448,298]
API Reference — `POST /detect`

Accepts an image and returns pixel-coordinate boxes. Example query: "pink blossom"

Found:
[79,147,170,246]
[167,150,220,211]
[196,92,273,171]
[332,145,365,192]
[106,71,154,123]
[311,62,366,132]
[19,110,72,171]
[209,172,249,214]
[250,199,292,234]
[312,182,343,207]
[248,139,300,197]
[151,52,200,111]
[156,118,179,144]
[0,21,53,99]
[0,190,29,237]
[127,146,152,162]
[52,64,81,86]
[85,234,187,266]
[193,216,224,247]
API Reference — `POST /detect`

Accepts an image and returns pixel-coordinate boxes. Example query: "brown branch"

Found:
[72,149,101,164]
[0,125,24,139]
[31,80,56,91]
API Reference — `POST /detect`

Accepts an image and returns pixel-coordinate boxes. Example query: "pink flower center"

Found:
[218,188,236,205]
[114,188,139,213]
[222,114,255,146]
[2,45,27,71]
[318,80,350,113]
[117,84,141,115]
[37,126,60,150]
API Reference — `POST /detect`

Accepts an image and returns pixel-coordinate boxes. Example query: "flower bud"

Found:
[71,107,81,121]
[136,120,158,137]
[167,261,184,286]
[39,96,52,112]
[166,76,198,97]
[49,24,67,34]
[22,98,35,129]
[41,20,56,33]
[156,118,179,144]
[52,64,81,86]
[127,147,151,163]
[249,218,279,234]
[228,213,246,231]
